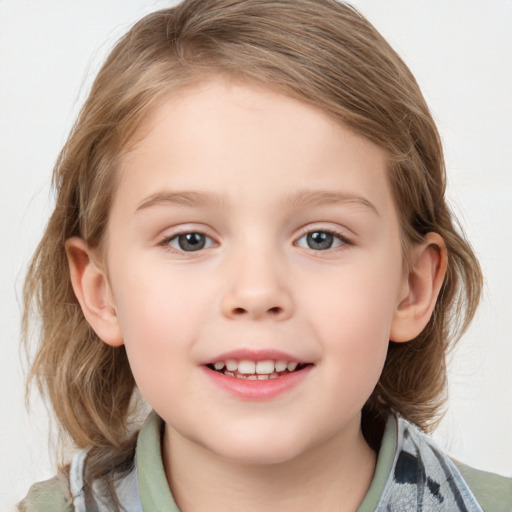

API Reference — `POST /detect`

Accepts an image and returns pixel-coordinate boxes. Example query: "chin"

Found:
[219,445,306,466]
[203,427,315,466]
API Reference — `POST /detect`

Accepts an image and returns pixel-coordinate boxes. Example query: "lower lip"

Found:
[202,366,312,400]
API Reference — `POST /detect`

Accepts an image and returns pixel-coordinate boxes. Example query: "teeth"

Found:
[256,360,274,374]
[275,360,287,372]
[238,360,256,374]
[225,359,238,372]
[211,358,305,378]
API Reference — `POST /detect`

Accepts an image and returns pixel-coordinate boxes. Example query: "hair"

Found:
[23,0,482,507]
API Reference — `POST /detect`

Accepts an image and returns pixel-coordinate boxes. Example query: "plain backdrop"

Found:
[1,0,511,509]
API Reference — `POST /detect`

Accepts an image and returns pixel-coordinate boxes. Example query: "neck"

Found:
[163,417,377,512]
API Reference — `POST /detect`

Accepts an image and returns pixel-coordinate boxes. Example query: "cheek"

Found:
[305,258,403,340]
[113,263,209,336]
[110,272,208,393]
[302,254,403,390]
[314,290,390,380]
[308,296,391,415]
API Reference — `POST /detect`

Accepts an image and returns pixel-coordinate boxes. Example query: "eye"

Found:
[165,232,215,252]
[296,230,347,251]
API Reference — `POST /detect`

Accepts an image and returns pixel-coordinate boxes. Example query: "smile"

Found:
[206,359,309,380]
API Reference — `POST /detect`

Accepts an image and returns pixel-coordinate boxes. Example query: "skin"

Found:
[67,78,447,511]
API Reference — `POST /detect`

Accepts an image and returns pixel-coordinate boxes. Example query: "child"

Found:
[19,0,511,511]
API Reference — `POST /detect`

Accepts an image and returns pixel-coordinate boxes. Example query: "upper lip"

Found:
[201,348,310,365]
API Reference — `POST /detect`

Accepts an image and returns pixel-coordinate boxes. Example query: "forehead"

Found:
[113,78,395,221]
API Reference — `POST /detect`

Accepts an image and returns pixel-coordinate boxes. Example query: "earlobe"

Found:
[390,233,448,343]
[65,237,124,347]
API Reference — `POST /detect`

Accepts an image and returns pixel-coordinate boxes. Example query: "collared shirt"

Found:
[20,412,512,511]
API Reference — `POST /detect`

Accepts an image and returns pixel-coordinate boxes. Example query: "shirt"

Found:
[20,412,512,511]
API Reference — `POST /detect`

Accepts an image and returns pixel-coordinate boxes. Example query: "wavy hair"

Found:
[23,0,482,507]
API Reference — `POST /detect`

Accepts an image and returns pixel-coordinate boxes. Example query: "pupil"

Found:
[179,233,205,251]
[307,231,333,250]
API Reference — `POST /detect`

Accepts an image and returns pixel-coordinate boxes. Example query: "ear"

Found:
[390,232,448,343]
[65,237,124,347]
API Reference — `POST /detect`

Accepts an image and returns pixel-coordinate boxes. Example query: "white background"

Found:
[1,0,511,509]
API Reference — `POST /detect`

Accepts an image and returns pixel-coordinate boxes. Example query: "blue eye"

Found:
[166,232,214,252]
[296,230,346,251]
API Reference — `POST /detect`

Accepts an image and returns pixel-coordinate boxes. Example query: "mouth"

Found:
[206,359,311,380]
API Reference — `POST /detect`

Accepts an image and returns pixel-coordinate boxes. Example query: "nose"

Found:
[220,250,294,321]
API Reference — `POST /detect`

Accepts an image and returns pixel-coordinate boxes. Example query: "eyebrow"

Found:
[285,190,380,216]
[135,189,379,216]
[136,191,227,212]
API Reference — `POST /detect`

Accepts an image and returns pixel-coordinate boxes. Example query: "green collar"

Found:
[136,412,180,511]
[357,416,397,512]
[136,411,397,511]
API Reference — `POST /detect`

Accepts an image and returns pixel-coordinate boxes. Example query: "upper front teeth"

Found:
[213,359,299,374]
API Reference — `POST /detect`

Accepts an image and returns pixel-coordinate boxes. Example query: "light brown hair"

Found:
[23,0,482,506]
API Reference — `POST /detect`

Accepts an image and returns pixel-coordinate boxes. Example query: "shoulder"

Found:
[451,459,512,512]
[18,472,74,512]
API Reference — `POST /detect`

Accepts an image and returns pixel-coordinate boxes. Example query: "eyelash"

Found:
[159,227,352,254]
[295,227,351,252]
[160,230,216,253]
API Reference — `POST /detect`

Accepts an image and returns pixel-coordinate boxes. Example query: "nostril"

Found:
[231,306,282,316]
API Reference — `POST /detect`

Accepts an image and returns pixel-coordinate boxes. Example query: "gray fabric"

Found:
[65,413,488,512]
[374,418,483,511]
[69,449,142,512]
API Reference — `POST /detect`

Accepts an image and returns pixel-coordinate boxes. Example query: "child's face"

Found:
[103,79,409,464]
